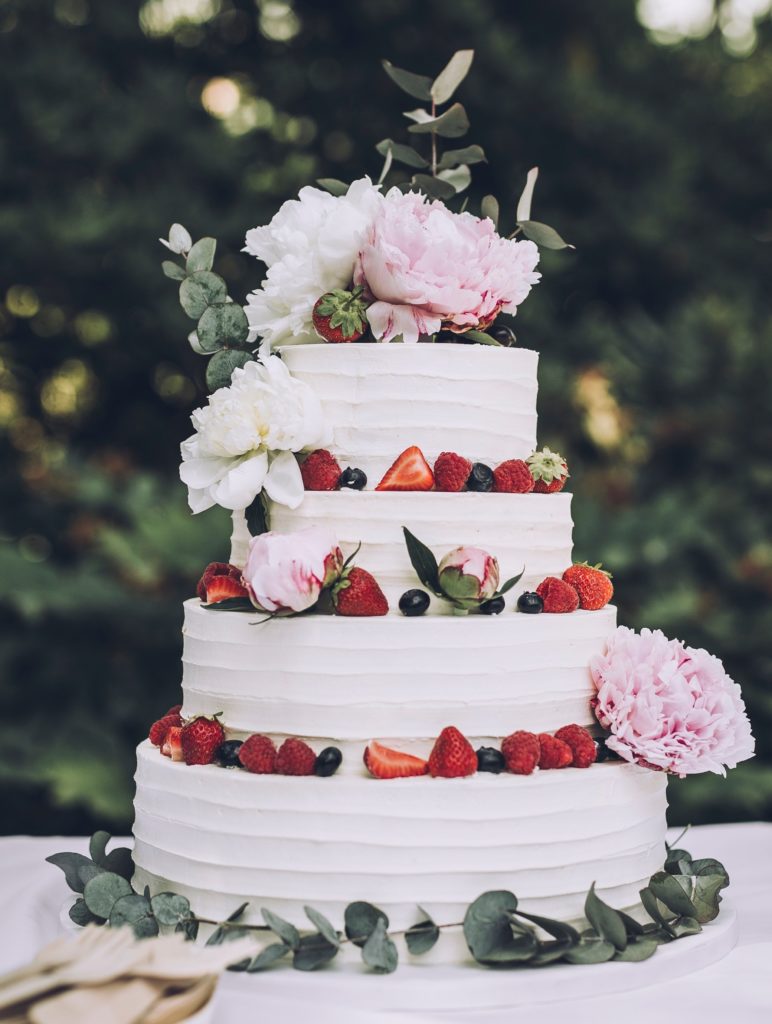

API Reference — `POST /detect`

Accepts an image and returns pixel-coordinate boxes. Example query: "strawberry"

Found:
[275,737,317,776]
[501,731,540,775]
[527,447,569,494]
[312,287,368,343]
[428,726,477,779]
[203,575,249,605]
[196,562,243,601]
[375,446,434,492]
[333,567,389,616]
[364,741,428,779]
[434,452,472,492]
[554,724,597,769]
[161,726,184,762]
[493,459,535,494]
[180,715,225,766]
[238,734,277,774]
[537,733,573,769]
[300,449,342,491]
[536,576,579,613]
[149,712,183,747]
[166,704,182,716]
[562,563,614,611]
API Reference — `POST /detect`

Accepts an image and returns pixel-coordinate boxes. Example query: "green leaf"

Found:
[438,145,486,170]
[46,851,96,894]
[132,914,161,939]
[109,893,152,927]
[497,569,525,596]
[176,918,199,942]
[691,857,729,880]
[405,909,440,955]
[69,898,99,927]
[382,60,433,101]
[247,942,291,972]
[245,494,268,537]
[463,890,519,963]
[640,885,676,934]
[463,329,501,346]
[206,902,250,945]
[77,862,105,887]
[362,917,398,974]
[585,883,628,951]
[205,349,253,392]
[431,50,474,104]
[410,174,457,201]
[516,167,539,223]
[83,872,132,920]
[150,892,191,926]
[481,195,499,228]
[162,260,186,281]
[186,237,216,274]
[403,108,434,124]
[293,933,339,971]
[616,908,646,937]
[102,847,134,881]
[377,145,393,186]
[665,847,693,875]
[408,103,470,139]
[671,916,702,937]
[202,596,254,612]
[437,164,471,194]
[515,910,581,946]
[197,302,250,352]
[648,871,697,918]
[613,937,658,962]
[517,220,575,251]
[304,906,341,949]
[344,901,389,948]
[375,139,428,169]
[692,873,729,924]
[89,831,111,866]
[179,271,227,319]
[316,178,349,197]
[402,527,441,594]
[563,934,616,964]
[261,908,300,950]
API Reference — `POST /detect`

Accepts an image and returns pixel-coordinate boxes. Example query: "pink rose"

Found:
[243,526,342,614]
[355,189,541,343]
[590,627,755,777]
[438,546,500,603]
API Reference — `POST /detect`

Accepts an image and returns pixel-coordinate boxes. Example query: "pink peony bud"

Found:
[243,526,341,614]
[438,546,500,603]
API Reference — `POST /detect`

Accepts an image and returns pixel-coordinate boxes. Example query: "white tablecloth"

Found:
[1,824,770,1023]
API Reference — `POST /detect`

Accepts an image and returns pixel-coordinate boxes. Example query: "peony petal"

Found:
[210,452,268,511]
[263,450,305,509]
[366,301,441,343]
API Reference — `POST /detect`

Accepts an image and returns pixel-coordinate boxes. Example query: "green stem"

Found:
[431,99,437,176]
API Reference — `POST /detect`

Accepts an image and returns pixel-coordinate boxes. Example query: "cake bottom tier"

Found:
[133,741,668,962]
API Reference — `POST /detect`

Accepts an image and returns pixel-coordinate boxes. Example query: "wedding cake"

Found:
[131,51,753,969]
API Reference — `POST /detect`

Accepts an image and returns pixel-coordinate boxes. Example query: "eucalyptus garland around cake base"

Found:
[46,830,729,974]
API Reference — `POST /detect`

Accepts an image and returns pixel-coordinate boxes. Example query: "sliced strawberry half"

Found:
[375,446,434,492]
[161,726,184,762]
[203,575,249,605]
[363,741,428,779]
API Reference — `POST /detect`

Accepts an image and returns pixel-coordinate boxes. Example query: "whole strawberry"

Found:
[312,286,368,343]
[562,563,613,610]
[149,712,183,747]
[333,566,389,616]
[535,576,579,613]
[300,449,342,491]
[527,447,569,494]
[434,452,472,492]
[554,724,597,769]
[493,459,535,494]
[181,715,225,766]
[501,731,540,775]
[428,726,477,778]
[239,734,277,774]
[275,737,317,776]
[537,733,573,769]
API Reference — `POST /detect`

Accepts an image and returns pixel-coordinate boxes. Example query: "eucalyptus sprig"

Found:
[48,832,730,974]
[159,224,257,392]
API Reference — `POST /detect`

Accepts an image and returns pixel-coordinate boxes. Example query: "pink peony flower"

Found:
[590,627,755,777]
[438,546,500,603]
[355,189,541,343]
[243,527,342,614]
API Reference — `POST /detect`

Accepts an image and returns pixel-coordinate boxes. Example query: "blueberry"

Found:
[476,746,506,774]
[339,467,367,491]
[215,739,243,768]
[480,595,506,615]
[399,589,430,617]
[490,326,517,347]
[314,746,343,777]
[517,591,544,614]
[594,737,619,763]
[467,463,493,492]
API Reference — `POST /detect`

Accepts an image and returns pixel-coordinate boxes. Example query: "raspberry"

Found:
[501,731,540,775]
[535,576,579,613]
[493,459,535,494]
[238,734,277,774]
[149,712,183,747]
[300,449,341,491]
[434,452,472,492]
[537,733,573,769]
[275,737,317,776]
[554,724,597,769]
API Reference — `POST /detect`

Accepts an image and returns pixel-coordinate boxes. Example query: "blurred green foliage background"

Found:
[1,0,771,835]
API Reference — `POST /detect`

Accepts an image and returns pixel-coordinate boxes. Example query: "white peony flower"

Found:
[179,356,329,513]
[243,177,383,350]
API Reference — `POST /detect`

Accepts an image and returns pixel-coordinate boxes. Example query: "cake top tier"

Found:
[279,343,539,485]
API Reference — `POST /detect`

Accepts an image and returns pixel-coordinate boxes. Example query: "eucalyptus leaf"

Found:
[245,493,268,537]
[613,937,658,962]
[316,178,348,197]
[378,145,393,185]
[261,908,300,950]
[692,873,729,923]
[402,527,441,594]
[151,892,191,926]
[437,164,471,193]
[410,174,457,201]
[376,139,428,169]
[202,596,254,612]
[109,893,152,927]
[293,933,338,971]
[664,847,693,874]
[186,237,216,274]
[83,872,132,920]
[166,223,192,255]
[648,871,697,918]
[162,260,187,281]
[640,885,676,934]
[188,330,206,355]
[585,883,628,951]
[102,846,134,881]
[403,108,434,124]
[46,852,96,894]
[382,60,433,101]
[671,916,702,937]
[206,902,250,946]
[89,831,111,866]
[463,329,501,346]
[516,167,540,223]
[247,942,290,972]
[405,909,440,955]
[530,940,574,966]
[362,917,399,974]
[408,103,470,139]
[205,349,253,392]
[515,910,581,945]
[691,857,729,881]
[480,194,499,227]
[132,914,160,939]
[304,906,341,948]
[198,302,250,351]
[438,144,486,170]
[617,909,646,937]
[69,899,99,927]
[517,220,575,250]
[463,890,519,962]
[179,271,227,319]
[431,49,474,104]
[562,934,616,965]
[176,918,199,942]
[344,901,389,948]
[77,862,105,888]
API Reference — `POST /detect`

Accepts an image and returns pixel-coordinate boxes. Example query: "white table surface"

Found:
[1,824,770,1023]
